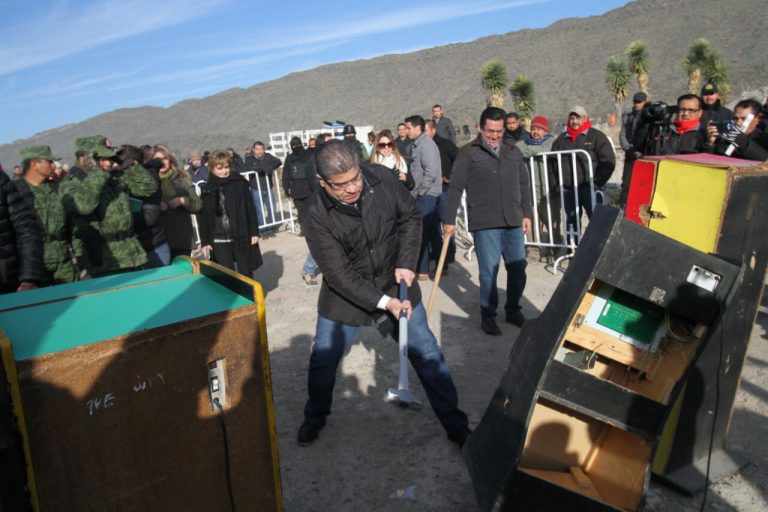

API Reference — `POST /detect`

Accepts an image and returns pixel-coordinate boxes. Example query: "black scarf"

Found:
[206,173,254,252]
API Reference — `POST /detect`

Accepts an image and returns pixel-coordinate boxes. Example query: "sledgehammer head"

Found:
[385,388,423,410]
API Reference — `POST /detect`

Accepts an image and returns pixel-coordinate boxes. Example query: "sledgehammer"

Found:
[384,281,423,411]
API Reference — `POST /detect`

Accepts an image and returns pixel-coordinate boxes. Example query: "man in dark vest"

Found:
[282,136,321,284]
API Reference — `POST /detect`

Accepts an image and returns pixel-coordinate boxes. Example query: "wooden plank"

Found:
[540,361,666,438]
[569,466,592,489]
[519,468,605,502]
[588,428,652,511]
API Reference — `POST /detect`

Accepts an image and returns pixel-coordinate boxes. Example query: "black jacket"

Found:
[633,122,706,156]
[433,134,459,190]
[197,173,262,269]
[701,101,733,127]
[244,153,282,190]
[551,128,616,188]
[132,165,167,252]
[282,148,317,200]
[0,171,46,291]
[445,136,533,232]
[710,129,768,161]
[304,164,422,325]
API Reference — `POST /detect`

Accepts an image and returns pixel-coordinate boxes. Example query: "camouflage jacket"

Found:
[15,179,76,284]
[60,163,157,276]
[158,170,203,252]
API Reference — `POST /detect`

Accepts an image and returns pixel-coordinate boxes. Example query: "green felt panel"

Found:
[0,259,194,312]
[597,288,665,346]
[2,273,254,361]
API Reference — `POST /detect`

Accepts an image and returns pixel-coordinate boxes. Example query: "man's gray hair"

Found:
[315,140,359,180]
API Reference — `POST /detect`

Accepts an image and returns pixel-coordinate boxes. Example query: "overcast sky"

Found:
[0,0,628,144]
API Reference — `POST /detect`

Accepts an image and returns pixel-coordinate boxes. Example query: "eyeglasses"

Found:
[678,108,700,114]
[325,170,362,191]
[377,142,393,149]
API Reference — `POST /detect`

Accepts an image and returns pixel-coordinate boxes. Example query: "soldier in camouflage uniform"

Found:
[60,136,157,277]
[15,145,77,284]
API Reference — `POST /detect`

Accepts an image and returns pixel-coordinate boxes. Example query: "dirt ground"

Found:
[253,224,768,512]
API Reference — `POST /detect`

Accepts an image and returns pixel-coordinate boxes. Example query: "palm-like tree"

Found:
[704,56,731,101]
[480,60,509,108]
[626,40,650,95]
[509,74,535,127]
[682,38,713,94]
[605,55,631,120]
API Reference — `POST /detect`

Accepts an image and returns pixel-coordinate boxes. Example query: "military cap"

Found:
[80,135,117,158]
[20,145,60,162]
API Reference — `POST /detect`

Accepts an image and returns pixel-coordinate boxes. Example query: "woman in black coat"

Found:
[197,150,262,276]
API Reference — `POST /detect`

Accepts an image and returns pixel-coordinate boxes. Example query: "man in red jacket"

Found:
[550,106,615,242]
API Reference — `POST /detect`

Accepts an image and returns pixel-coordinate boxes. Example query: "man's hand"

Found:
[395,268,414,287]
[250,236,260,245]
[167,197,185,209]
[522,217,532,235]
[706,123,719,146]
[17,281,38,292]
[443,224,456,238]
[385,297,412,320]
[201,245,213,259]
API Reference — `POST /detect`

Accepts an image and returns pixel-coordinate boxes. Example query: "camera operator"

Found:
[634,94,707,156]
[704,98,768,161]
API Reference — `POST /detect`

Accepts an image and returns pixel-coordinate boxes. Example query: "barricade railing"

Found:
[453,149,597,276]
[191,170,297,246]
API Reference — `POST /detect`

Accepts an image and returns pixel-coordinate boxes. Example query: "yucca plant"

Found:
[682,38,713,94]
[704,55,731,101]
[626,40,650,96]
[480,60,509,108]
[605,55,631,120]
[510,74,535,127]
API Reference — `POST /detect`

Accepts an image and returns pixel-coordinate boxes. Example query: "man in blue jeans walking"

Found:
[405,114,444,279]
[297,140,470,448]
[444,107,532,336]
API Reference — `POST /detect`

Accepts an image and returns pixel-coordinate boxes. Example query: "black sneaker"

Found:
[481,317,502,336]
[297,420,325,446]
[447,425,472,448]
[505,311,526,327]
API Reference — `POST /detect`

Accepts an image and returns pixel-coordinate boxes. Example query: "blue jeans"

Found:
[416,194,442,274]
[146,242,171,268]
[472,227,527,319]
[252,189,276,227]
[303,251,318,276]
[303,304,468,435]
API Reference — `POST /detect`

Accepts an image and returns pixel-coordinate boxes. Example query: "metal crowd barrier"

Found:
[453,149,598,276]
[190,170,298,246]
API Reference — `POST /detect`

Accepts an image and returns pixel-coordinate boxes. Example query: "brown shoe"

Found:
[417,273,430,281]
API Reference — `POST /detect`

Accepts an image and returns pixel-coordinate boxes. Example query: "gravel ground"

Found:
[253,223,767,512]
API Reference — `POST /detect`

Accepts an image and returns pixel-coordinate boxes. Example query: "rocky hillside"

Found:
[2,0,766,165]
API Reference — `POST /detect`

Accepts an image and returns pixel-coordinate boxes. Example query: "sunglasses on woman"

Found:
[377,142,393,149]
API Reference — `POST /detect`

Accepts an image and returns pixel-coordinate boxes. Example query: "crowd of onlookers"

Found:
[0,87,766,296]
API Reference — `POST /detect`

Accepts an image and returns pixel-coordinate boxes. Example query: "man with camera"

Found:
[633,94,707,156]
[619,92,647,207]
[705,98,768,161]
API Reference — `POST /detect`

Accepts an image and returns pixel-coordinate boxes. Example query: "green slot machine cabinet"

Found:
[625,154,768,492]
[0,258,283,511]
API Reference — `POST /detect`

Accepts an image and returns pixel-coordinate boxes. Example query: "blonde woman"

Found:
[368,129,414,190]
[153,144,203,260]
